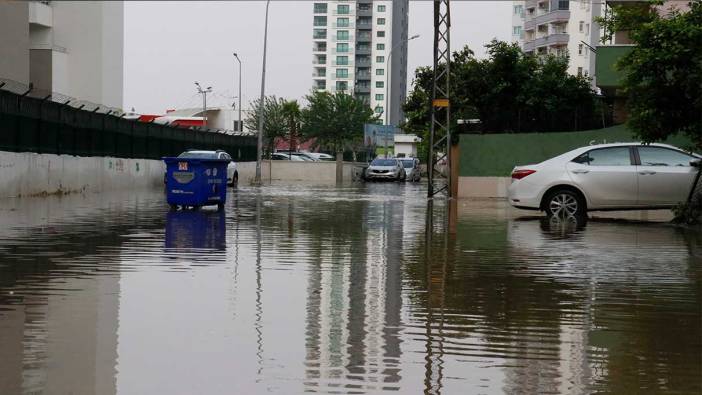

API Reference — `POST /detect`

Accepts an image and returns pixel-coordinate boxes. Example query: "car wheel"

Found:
[544,189,584,218]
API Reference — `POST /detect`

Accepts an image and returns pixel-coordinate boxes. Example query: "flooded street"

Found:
[0,184,700,394]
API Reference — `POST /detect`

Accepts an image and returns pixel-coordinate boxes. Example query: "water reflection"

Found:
[165,210,226,250]
[0,186,699,394]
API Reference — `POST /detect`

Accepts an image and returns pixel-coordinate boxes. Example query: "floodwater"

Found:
[0,183,700,394]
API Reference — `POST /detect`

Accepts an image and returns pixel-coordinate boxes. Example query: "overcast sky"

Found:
[124,1,511,114]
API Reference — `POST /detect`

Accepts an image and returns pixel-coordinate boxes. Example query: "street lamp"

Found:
[385,34,420,126]
[194,81,212,128]
[233,53,242,132]
[255,0,271,184]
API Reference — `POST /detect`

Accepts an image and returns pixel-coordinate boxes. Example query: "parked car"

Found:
[175,150,238,186]
[508,143,701,217]
[306,152,335,161]
[271,152,306,161]
[399,158,421,182]
[365,158,406,181]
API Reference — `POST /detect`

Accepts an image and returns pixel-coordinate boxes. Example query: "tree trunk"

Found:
[336,150,343,183]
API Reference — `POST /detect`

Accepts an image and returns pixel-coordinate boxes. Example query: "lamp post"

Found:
[233,53,242,132]
[384,34,419,157]
[194,81,212,128]
[255,0,271,184]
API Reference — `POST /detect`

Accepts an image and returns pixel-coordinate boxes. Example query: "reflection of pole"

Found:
[255,192,264,375]
[423,199,446,394]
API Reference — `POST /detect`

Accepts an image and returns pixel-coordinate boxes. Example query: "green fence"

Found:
[0,90,257,161]
[459,125,693,177]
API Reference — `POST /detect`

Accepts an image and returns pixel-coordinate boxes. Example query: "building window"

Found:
[316,55,326,64]
[316,80,326,89]
[585,23,590,35]
[579,21,584,32]
[375,106,383,114]
[377,18,386,25]
[377,5,386,12]
[376,56,384,63]
[336,43,349,53]
[336,56,348,65]
[577,67,583,77]
[337,4,349,14]
[376,43,385,50]
[513,5,523,16]
[513,26,522,36]
[336,81,348,91]
[313,29,327,39]
[377,31,385,38]
[558,0,569,10]
[336,68,349,78]
[337,30,349,40]
[314,16,327,26]
[376,69,384,76]
[376,81,384,88]
[375,94,384,101]
[313,3,327,13]
[336,17,349,27]
[578,43,583,55]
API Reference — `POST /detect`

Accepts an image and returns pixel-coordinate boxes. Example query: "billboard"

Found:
[363,124,396,147]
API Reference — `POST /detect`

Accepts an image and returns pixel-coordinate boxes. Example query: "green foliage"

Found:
[244,96,288,156]
[609,0,702,150]
[300,91,378,153]
[402,40,599,157]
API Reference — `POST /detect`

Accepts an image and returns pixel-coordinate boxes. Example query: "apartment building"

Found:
[312,0,409,127]
[520,0,601,83]
[511,1,525,45]
[0,1,123,109]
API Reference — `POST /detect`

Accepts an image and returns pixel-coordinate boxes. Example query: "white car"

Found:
[176,150,238,186]
[508,143,701,217]
[399,158,421,182]
[306,152,334,161]
[272,152,306,161]
[365,158,406,181]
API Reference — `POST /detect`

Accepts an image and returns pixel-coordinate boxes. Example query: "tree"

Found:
[598,0,702,149]
[281,99,301,159]
[244,95,288,157]
[599,0,702,223]
[403,40,598,158]
[300,91,377,179]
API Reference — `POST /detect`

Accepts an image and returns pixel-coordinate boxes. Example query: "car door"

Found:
[566,146,639,208]
[635,146,698,206]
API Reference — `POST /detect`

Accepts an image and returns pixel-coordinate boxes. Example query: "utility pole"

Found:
[255,0,271,184]
[233,53,242,132]
[194,82,212,128]
[427,0,451,198]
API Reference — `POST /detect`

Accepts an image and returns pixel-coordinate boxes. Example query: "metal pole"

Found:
[233,53,242,132]
[203,90,207,128]
[255,0,271,184]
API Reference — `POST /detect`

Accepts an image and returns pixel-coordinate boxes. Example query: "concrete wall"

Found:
[0,2,30,85]
[0,151,164,198]
[236,160,365,184]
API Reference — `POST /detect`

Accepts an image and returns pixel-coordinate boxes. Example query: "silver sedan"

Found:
[508,143,701,217]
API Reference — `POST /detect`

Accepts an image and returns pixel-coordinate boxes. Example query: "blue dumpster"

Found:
[163,157,229,209]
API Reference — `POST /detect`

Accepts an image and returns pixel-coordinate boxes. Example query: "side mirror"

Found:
[691,159,701,168]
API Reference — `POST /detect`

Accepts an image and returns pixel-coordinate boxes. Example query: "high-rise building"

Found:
[519,0,602,84]
[312,0,409,127]
[511,1,526,45]
[0,1,124,109]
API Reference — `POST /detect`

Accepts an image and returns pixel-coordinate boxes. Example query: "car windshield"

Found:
[178,151,217,159]
[401,160,415,168]
[371,159,396,166]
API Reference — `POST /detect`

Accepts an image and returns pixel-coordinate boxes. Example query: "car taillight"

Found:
[511,169,536,180]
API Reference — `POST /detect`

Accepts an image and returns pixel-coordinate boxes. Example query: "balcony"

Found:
[357,33,372,42]
[523,33,569,51]
[596,45,635,89]
[312,57,327,65]
[355,57,371,67]
[356,21,373,30]
[354,85,370,94]
[312,44,327,53]
[332,34,354,41]
[29,1,53,27]
[524,9,570,30]
[357,8,372,17]
[332,59,353,66]
[356,46,371,55]
[332,21,354,29]
[356,71,371,80]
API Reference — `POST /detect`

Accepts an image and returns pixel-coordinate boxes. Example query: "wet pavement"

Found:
[0,183,700,394]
